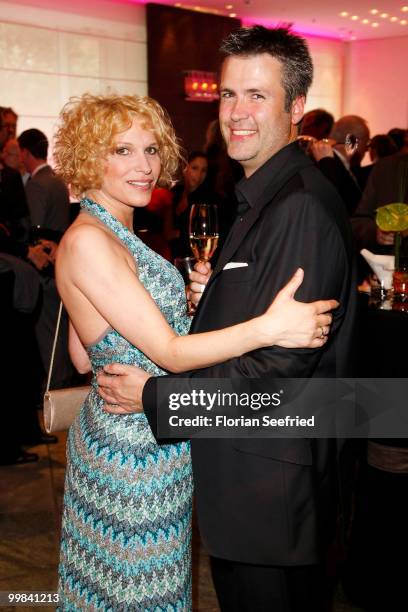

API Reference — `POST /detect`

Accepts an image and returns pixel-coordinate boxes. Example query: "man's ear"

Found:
[291,96,305,126]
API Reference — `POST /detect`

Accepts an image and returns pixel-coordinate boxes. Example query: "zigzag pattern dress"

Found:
[58,198,193,611]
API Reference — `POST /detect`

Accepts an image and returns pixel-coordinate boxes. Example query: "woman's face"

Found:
[100,118,161,210]
[184,156,208,192]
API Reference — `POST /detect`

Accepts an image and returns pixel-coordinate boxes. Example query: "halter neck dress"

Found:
[58,198,193,611]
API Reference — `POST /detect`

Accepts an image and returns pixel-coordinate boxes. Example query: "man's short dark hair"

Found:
[18,128,48,159]
[1,106,17,119]
[220,25,313,112]
[300,108,334,139]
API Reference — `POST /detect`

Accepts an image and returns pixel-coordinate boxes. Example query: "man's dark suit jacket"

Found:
[316,151,362,216]
[144,142,356,566]
[0,164,30,247]
[352,152,408,252]
[26,164,70,239]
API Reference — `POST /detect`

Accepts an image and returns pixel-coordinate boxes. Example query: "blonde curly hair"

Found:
[54,94,181,197]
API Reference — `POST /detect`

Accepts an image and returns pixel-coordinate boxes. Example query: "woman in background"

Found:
[169,151,213,259]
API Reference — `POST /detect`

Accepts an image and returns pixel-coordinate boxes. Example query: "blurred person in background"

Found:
[18,128,74,390]
[18,128,70,241]
[388,127,408,154]
[0,108,49,268]
[368,134,398,163]
[169,150,215,258]
[300,108,334,140]
[0,106,17,141]
[2,137,30,185]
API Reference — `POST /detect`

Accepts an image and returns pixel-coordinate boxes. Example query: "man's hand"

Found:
[189,260,212,306]
[38,239,58,264]
[27,244,52,270]
[376,228,394,246]
[310,139,334,162]
[96,363,151,414]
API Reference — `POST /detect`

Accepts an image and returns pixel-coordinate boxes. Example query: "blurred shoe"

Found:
[23,433,58,446]
[0,450,39,465]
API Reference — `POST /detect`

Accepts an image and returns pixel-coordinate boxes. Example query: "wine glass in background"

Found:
[189,203,219,263]
[296,132,359,156]
[344,133,359,156]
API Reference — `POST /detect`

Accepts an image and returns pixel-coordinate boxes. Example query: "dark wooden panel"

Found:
[146,3,240,154]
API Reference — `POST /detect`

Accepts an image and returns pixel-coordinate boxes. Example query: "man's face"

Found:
[0,123,8,150]
[219,53,304,177]
[2,139,22,170]
[2,112,17,140]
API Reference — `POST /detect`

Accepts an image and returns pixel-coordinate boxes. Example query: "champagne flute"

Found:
[187,203,219,314]
[174,256,196,316]
[189,203,219,262]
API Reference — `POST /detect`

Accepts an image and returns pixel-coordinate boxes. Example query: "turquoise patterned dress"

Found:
[58,198,193,611]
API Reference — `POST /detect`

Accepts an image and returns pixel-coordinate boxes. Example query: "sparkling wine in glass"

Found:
[189,204,219,262]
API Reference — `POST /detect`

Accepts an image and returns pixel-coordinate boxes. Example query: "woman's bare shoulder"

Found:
[59,215,114,256]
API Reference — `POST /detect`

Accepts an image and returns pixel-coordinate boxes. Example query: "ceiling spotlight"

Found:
[401,19,408,24]
[402,7,408,12]
[370,9,379,15]
[351,15,359,20]
[371,21,379,27]
[225,4,233,8]
[362,18,370,24]
[229,12,237,17]
[339,11,349,17]
[380,13,388,18]
[390,16,398,21]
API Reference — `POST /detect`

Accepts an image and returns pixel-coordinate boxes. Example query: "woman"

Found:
[169,151,213,259]
[54,93,336,611]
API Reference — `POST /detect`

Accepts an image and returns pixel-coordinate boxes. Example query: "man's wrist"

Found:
[142,376,157,435]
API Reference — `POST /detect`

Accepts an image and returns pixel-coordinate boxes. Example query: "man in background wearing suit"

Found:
[18,128,73,389]
[309,115,370,215]
[97,26,356,612]
[18,128,70,239]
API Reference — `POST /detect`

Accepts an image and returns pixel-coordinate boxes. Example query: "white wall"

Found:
[0,0,147,152]
[344,35,408,135]
[304,35,345,120]
[6,0,404,150]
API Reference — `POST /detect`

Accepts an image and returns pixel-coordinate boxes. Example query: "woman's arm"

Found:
[68,320,92,374]
[58,225,336,374]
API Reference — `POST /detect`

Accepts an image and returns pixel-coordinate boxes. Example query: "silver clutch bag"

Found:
[43,386,90,433]
[43,301,91,433]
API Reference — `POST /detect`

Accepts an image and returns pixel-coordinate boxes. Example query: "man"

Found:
[352,151,408,252]
[310,115,370,214]
[0,106,17,141]
[97,26,355,612]
[0,110,49,269]
[300,108,334,140]
[17,128,70,239]
[18,128,73,389]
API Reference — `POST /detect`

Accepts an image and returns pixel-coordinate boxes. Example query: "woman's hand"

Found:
[262,268,339,349]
